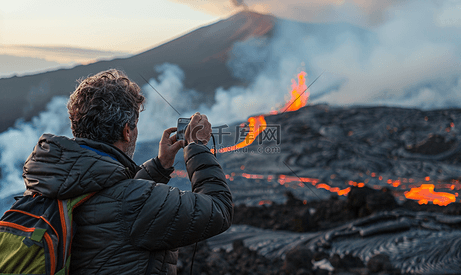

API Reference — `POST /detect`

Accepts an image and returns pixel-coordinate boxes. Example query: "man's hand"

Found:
[185,112,212,146]
[158,127,183,169]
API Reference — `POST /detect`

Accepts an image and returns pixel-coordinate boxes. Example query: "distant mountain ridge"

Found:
[0,11,275,133]
[0,55,64,78]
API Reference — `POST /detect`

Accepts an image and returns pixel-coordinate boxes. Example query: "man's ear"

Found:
[122,123,131,142]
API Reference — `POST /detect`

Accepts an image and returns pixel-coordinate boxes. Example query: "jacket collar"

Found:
[74,137,141,177]
[23,134,141,199]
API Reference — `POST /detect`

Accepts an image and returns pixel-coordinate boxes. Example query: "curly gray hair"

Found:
[67,69,145,144]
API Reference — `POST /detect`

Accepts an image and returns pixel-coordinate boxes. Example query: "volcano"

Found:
[0,11,275,133]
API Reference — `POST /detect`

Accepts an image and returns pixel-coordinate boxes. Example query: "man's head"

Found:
[67,69,145,158]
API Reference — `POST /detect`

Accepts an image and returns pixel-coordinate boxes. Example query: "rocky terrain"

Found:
[178,188,461,274]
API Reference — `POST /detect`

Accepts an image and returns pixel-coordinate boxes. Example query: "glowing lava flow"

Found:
[217,115,267,153]
[205,70,460,206]
[171,170,460,205]
[404,184,456,206]
[282,71,308,112]
[316,184,351,196]
[215,71,309,154]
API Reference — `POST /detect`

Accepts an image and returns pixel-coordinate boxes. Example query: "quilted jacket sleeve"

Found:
[134,156,174,183]
[125,143,233,251]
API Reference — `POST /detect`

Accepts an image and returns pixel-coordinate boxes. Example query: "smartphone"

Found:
[177,118,191,140]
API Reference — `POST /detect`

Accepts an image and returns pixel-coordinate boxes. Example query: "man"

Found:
[22,69,233,274]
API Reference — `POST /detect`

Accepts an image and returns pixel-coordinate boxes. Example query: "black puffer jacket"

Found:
[23,134,233,275]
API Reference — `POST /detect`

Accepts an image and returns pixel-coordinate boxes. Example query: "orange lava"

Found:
[173,168,459,206]
[201,70,454,207]
[213,71,309,154]
[316,183,351,196]
[258,200,273,206]
[278,175,319,185]
[404,184,456,206]
[216,115,267,153]
[242,173,265,179]
[283,71,309,112]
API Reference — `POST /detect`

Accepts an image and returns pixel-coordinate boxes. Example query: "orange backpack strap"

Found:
[56,192,96,275]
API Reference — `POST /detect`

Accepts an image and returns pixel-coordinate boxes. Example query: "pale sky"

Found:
[0,0,406,61]
[0,0,224,59]
[2,0,461,77]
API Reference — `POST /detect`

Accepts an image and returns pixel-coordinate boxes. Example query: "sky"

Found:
[3,0,460,74]
[0,0,404,57]
[2,0,461,109]
[0,1,445,64]
[0,0,224,53]
[0,0,222,71]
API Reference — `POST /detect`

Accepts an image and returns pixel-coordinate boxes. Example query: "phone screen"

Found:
[177,118,191,140]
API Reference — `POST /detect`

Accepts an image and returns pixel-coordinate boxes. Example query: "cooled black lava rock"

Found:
[180,188,461,275]
[365,188,397,213]
[407,134,455,155]
[218,105,461,208]
[347,186,397,217]
[367,254,399,274]
[281,246,314,274]
[232,192,358,232]
[330,253,365,270]
[177,240,285,275]
[175,105,461,274]
[177,241,370,275]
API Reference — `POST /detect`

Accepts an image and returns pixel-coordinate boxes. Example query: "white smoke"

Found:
[199,70,290,125]
[137,63,200,142]
[0,64,197,203]
[170,0,408,27]
[0,64,197,205]
[311,1,461,108]
[224,0,461,110]
[137,62,295,135]
[0,96,71,200]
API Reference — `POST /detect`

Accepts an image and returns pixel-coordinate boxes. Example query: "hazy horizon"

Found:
[5,0,460,77]
[0,45,131,78]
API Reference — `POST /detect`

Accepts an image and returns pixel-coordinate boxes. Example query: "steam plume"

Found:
[169,0,406,27]
[0,97,71,200]
[231,0,248,8]
[224,0,461,109]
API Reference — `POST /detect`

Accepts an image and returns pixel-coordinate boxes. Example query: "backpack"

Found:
[0,192,95,275]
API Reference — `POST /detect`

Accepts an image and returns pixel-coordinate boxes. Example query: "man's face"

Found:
[125,123,138,159]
